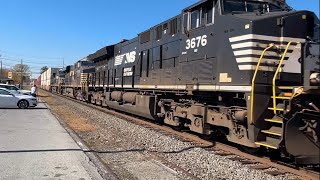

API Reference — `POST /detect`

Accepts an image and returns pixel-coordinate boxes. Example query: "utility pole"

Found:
[62,58,64,68]
[0,54,2,77]
[20,59,23,87]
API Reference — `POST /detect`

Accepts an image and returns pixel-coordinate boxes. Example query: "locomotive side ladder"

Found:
[251,42,298,149]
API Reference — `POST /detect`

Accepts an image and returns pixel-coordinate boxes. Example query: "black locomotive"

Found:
[49,0,320,165]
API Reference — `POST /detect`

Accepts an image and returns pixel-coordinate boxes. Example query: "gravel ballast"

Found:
[42,92,299,180]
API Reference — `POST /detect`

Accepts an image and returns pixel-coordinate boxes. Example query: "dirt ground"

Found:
[38,91,193,180]
[39,92,96,133]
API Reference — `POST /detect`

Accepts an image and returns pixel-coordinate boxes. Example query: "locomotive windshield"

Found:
[223,0,283,14]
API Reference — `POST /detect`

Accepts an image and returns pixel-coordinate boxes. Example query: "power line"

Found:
[0,50,70,66]
[2,63,13,67]
[1,64,58,70]
[0,49,63,60]
[0,54,66,79]
[0,57,62,66]
[0,57,20,62]
[1,57,45,64]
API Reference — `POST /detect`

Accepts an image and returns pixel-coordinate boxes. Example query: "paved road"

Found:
[0,103,104,180]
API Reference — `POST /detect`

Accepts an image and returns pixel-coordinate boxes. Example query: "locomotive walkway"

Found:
[0,102,106,180]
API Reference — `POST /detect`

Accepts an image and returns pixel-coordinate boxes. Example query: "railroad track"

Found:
[42,91,319,180]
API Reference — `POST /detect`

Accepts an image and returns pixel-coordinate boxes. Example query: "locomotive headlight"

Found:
[310,73,320,85]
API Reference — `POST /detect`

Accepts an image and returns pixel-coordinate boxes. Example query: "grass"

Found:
[21,85,31,90]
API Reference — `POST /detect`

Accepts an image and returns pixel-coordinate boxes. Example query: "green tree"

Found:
[40,66,48,74]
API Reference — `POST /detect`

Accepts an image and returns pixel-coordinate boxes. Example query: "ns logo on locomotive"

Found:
[50,0,320,165]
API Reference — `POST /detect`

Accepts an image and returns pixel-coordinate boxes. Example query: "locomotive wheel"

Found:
[201,133,214,141]
[172,123,184,131]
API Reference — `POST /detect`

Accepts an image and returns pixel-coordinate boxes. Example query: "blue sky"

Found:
[0,0,319,77]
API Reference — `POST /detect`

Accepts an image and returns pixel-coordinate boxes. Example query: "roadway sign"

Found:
[8,72,12,79]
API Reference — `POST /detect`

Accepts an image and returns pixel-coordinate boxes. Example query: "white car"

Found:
[0,88,37,109]
[0,84,32,95]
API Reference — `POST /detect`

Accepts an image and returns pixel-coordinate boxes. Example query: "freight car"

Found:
[52,0,320,165]
[40,67,60,91]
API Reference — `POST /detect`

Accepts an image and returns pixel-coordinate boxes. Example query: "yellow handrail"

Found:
[272,41,294,114]
[250,44,274,125]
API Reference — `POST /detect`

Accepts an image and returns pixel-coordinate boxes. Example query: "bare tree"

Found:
[11,64,31,84]
[0,67,9,78]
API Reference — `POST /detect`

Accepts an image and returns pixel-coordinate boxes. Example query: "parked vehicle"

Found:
[0,84,32,95]
[0,88,37,109]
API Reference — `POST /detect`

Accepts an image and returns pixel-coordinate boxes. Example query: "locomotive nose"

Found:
[303,42,320,90]
[251,10,318,40]
[279,11,318,39]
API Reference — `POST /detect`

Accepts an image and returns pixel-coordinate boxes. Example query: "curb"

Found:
[43,100,119,180]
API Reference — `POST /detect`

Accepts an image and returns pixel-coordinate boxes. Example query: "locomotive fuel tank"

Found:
[123,92,139,104]
[111,91,123,101]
